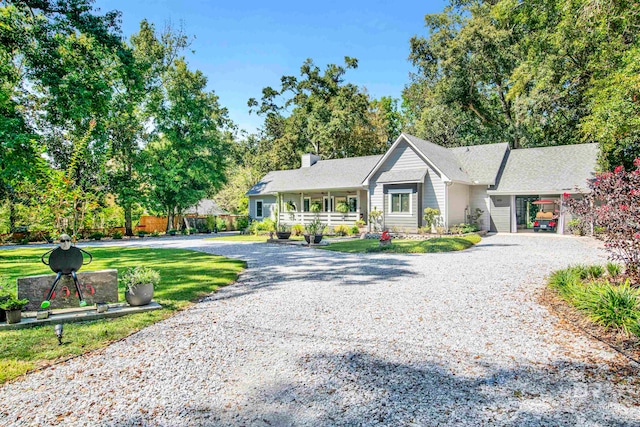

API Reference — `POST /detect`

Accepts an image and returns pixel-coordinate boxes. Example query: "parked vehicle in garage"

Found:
[533,211,557,232]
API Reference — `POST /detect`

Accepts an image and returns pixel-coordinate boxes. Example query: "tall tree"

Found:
[249,57,390,170]
[106,20,188,235]
[144,59,228,231]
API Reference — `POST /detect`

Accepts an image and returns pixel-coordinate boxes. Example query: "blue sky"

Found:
[94,0,447,134]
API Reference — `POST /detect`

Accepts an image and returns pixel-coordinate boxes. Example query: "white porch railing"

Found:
[279,212,359,226]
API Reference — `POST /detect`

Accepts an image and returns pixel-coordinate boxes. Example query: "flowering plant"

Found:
[565,158,640,282]
[380,230,391,241]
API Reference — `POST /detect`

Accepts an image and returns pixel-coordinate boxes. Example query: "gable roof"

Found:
[184,199,228,215]
[401,134,471,183]
[450,143,510,185]
[488,143,599,195]
[246,155,382,195]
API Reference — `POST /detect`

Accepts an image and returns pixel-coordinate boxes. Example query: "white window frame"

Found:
[388,190,412,216]
[323,196,334,212]
[347,196,358,212]
[255,199,264,218]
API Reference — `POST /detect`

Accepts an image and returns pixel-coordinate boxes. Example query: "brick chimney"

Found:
[301,153,320,168]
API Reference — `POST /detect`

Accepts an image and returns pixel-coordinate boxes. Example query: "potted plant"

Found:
[304,218,325,244]
[111,230,123,239]
[122,266,160,307]
[355,218,366,233]
[0,296,29,324]
[168,228,178,236]
[276,223,291,240]
[0,288,10,323]
[336,202,350,215]
[310,202,322,213]
[137,230,147,238]
[285,201,296,212]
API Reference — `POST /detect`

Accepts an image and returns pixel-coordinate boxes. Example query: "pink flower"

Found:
[620,204,629,211]
[614,165,624,173]
[562,192,570,199]
[635,233,640,240]
[634,158,640,167]
[380,231,391,241]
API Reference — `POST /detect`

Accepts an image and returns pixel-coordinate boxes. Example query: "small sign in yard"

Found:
[18,270,119,311]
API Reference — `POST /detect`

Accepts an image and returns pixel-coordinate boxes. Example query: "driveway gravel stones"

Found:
[1,233,639,426]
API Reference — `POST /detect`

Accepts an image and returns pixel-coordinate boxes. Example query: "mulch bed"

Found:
[539,287,640,368]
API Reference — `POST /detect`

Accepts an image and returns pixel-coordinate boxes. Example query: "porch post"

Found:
[327,191,332,226]
[300,193,303,224]
[558,197,564,235]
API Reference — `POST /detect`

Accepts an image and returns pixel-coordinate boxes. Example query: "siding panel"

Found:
[490,196,511,232]
[448,183,469,225]
[470,186,491,231]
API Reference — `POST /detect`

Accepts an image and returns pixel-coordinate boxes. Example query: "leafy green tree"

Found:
[106,20,188,235]
[249,57,390,170]
[144,59,228,231]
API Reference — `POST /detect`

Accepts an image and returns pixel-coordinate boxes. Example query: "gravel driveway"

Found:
[1,234,639,426]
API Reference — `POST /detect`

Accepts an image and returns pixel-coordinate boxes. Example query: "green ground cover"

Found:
[0,247,245,384]
[319,234,482,253]
[208,234,304,242]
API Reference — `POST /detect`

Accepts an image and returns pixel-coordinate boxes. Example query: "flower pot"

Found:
[276,231,291,240]
[379,239,391,247]
[304,234,323,244]
[6,309,22,324]
[125,283,154,306]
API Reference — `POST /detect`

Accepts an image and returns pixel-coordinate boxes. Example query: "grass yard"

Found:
[320,234,482,253]
[207,234,306,242]
[0,246,245,384]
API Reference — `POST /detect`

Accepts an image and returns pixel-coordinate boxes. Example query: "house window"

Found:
[323,196,334,212]
[348,196,357,212]
[303,197,310,212]
[256,200,264,218]
[389,191,411,214]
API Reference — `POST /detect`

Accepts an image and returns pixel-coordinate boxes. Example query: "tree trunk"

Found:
[166,206,174,232]
[124,205,133,236]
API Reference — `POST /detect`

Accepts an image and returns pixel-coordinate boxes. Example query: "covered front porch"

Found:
[275,189,368,227]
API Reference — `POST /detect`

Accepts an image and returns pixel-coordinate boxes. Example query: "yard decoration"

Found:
[379,230,392,246]
[40,234,93,309]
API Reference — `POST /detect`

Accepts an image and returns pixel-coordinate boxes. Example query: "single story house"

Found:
[246,133,599,233]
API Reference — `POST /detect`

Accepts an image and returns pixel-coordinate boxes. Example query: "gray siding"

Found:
[422,170,445,228]
[490,196,511,232]
[369,140,449,231]
[469,186,491,231]
[249,195,276,220]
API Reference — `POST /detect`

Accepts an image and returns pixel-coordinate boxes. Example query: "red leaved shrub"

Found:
[565,158,640,283]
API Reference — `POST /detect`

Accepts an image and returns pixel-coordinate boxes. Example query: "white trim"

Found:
[323,196,334,212]
[255,199,264,219]
[388,190,412,216]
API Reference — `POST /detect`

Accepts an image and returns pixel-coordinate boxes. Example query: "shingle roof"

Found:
[402,134,470,182]
[246,155,382,195]
[184,199,228,215]
[489,143,599,195]
[450,143,510,185]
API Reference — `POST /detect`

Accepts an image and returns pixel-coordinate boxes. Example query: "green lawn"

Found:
[207,234,306,242]
[319,234,482,253]
[0,246,245,384]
